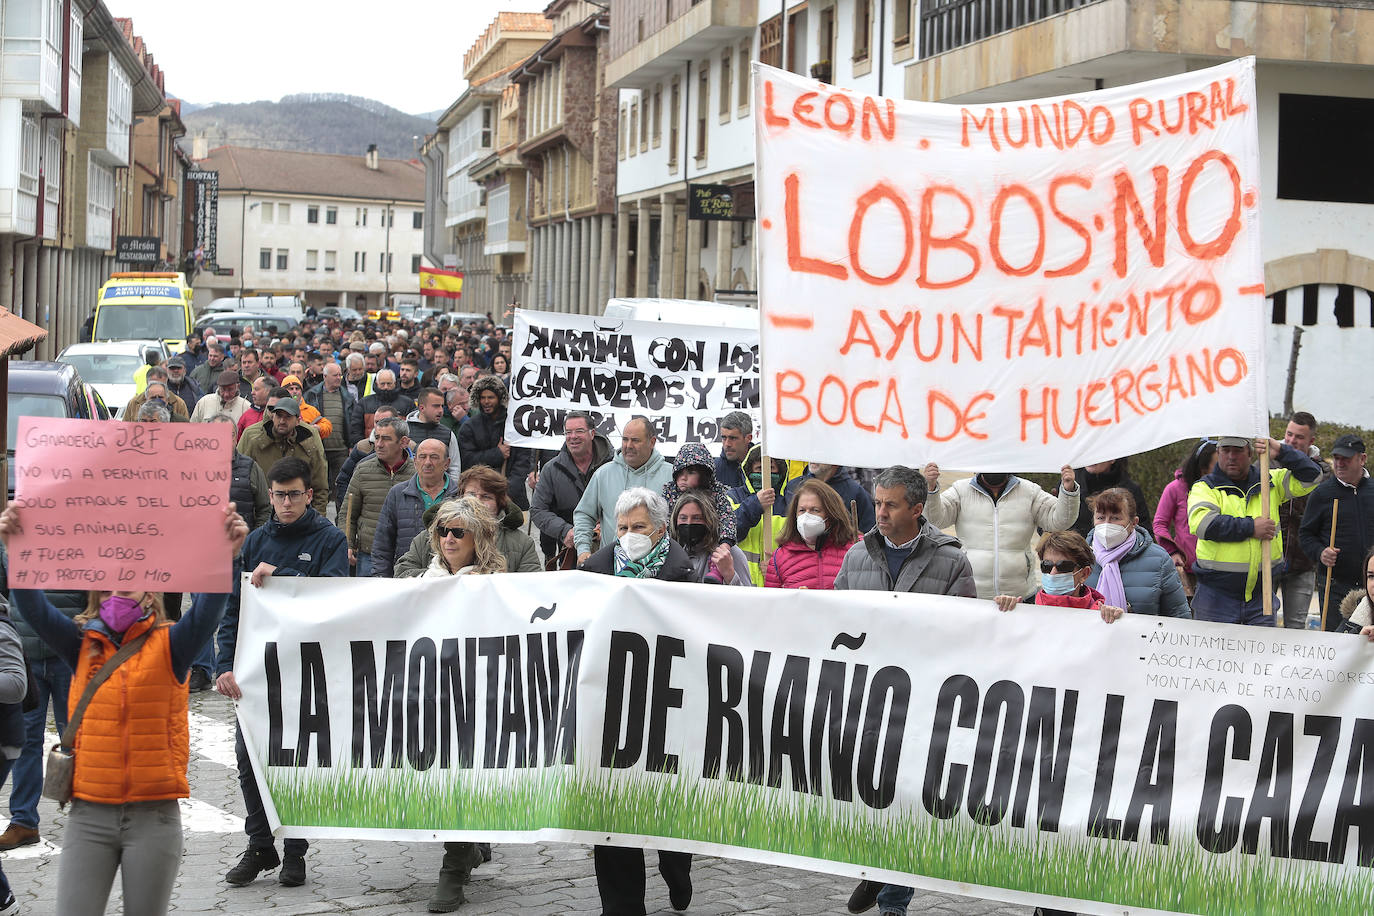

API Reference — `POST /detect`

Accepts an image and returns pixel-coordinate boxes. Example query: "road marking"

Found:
[190,709,239,771]
[181,797,244,834]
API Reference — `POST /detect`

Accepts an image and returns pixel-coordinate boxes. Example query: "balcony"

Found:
[0,106,40,235]
[80,52,132,167]
[906,0,1374,102]
[85,156,115,250]
[66,3,82,126]
[0,0,64,112]
[607,0,758,89]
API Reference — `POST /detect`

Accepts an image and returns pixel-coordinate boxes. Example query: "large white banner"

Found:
[504,309,761,454]
[753,59,1267,471]
[238,574,1374,915]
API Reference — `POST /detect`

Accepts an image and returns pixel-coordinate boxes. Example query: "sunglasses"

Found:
[437,525,467,540]
[1040,560,1081,574]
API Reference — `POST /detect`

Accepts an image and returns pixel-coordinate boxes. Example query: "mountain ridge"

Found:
[182,95,435,160]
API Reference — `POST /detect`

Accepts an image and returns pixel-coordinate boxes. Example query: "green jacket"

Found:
[235,419,330,514]
[346,454,415,554]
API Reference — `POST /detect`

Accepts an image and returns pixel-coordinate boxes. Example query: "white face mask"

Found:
[619,532,654,560]
[797,513,828,543]
[1094,523,1130,549]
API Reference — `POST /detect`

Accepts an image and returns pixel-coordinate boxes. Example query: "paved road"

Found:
[0,691,1032,915]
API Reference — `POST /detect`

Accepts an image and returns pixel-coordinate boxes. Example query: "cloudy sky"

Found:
[108,0,549,114]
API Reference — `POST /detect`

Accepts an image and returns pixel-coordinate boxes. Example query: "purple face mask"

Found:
[98,595,145,632]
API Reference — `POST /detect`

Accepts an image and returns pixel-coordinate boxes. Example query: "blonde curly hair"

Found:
[428,497,507,575]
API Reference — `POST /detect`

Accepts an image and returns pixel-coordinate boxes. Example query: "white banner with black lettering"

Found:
[503,309,760,454]
[238,573,1374,915]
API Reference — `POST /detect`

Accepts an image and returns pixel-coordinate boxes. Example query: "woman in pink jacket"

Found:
[1152,438,1217,598]
[765,479,859,590]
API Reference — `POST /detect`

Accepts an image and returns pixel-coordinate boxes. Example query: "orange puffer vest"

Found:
[68,617,189,803]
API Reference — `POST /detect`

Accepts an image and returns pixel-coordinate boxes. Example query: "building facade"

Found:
[190,145,425,313]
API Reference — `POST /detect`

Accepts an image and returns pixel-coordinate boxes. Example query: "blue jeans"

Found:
[1192,584,1275,627]
[11,655,72,829]
[354,551,372,577]
[876,884,913,914]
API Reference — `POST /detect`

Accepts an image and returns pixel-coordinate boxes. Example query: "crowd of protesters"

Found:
[0,304,1367,916]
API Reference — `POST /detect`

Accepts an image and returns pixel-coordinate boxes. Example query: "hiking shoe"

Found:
[0,824,38,850]
[279,853,306,887]
[225,846,280,886]
[847,880,882,914]
[188,669,213,692]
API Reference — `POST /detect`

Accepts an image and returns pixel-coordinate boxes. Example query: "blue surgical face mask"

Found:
[1041,572,1078,595]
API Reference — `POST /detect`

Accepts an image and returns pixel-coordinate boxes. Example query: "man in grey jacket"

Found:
[530,411,612,563]
[834,464,975,916]
[574,416,673,563]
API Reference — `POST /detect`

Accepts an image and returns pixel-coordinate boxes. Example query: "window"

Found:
[719,53,732,122]
[261,202,274,223]
[668,79,681,171]
[695,64,709,161]
[759,16,781,69]
[893,0,912,46]
[412,210,423,230]
[629,99,639,157]
[306,249,318,271]
[307,205,319,224]
[379,252,385,272]
[640,92,649,152]
[326,206,337,225]
[259,248,272,270]
[738,43,750,110]
[854,0,872,61]
[355,251,366,272]
[278,203,290,223]
[411,254,422,274]
[381,208,393,228]
[276,249,289,270]
[820,7,836,69]
[1278,94,1374,204]
[619,103,628,160]
[651,86,662,148]
[324,250,337,272]
[356,207,367,226]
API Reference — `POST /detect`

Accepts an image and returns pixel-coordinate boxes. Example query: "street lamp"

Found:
[238,198,260,297]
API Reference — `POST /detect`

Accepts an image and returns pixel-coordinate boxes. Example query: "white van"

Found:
[601,298,758,330]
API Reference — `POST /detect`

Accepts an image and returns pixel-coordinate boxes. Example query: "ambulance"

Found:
[90,272,195,352]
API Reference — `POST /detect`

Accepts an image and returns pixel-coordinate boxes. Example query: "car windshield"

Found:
[94,304,185,341]
[6,394,67,454]
[59,352,144,385]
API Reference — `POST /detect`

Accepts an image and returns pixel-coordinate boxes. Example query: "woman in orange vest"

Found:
[0,503,247,916]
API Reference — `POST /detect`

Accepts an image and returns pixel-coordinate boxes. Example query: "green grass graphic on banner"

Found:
[265,762,1374,915]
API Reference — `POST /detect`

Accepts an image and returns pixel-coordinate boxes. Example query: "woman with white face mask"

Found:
[577,487,696,916]
[765,479,860,590]
[994,531,1126,624]
[1084,488,1192,619]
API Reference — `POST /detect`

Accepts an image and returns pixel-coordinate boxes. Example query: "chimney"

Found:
[365,144,380,170]
[192,135,208,160]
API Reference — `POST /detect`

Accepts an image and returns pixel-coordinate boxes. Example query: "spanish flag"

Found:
[420,266,464,299]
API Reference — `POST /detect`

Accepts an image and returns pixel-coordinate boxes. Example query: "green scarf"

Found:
[614,534,670,579]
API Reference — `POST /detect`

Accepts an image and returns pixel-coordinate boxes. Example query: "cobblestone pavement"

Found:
[0,691,1032,916]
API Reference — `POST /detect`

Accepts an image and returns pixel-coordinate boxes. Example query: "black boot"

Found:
[428,842,480,912]
[226,846,280,886]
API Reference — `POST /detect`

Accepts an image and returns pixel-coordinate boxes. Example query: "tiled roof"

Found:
[196,146,425,202]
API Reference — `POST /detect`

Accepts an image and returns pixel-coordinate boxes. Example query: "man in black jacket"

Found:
[216,457,348,889]
[1300,434,1374,627]
[530,411,611,562]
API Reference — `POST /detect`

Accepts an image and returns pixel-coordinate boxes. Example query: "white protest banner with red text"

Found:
[9,418,234,592]
[753,58,1267,471]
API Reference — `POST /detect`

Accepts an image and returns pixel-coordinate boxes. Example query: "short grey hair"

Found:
[615,487,669,531]
[345,352,364,369]
[874,465,928,508]
[720,410,753,437]
[445,387,467,406]
[369,341,387,354]
[136,402,171,422]
[437,373,459,388]
[374,416,409,440]
[375,369,396,385]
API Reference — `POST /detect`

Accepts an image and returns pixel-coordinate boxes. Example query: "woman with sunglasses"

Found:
[418,496,503,911]
[994,531,1125,624]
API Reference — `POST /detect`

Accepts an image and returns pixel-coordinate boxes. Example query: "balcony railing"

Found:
[920,0,1106,59]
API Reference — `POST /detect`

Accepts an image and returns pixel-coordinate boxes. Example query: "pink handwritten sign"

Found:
[9,418,235,592]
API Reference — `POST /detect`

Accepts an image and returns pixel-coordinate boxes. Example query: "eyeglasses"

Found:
[269,489,308,502]
[436,525,467,540]
[1040,560,1081,574]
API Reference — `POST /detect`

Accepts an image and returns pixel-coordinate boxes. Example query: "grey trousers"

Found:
[56,798,183,916]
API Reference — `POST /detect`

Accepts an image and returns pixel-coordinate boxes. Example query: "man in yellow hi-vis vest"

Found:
[1188,435,1321,627]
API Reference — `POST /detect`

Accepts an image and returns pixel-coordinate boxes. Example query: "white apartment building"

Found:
[192,146,425,313]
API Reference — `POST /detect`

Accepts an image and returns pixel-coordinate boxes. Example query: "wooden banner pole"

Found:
[1260,442,1273,617]
[1321,499,1340,630]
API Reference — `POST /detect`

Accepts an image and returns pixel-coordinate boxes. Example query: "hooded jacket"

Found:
[530,431,613,557]
[661,443,737,544]
[1085,526,1191,618]
[833,520,976,596]
[923,474,1079,599]
[1339,588,1372,629]
[393,500,541,577]
[235,417,331,513]
[457,376,532,509]
[572,447,673,556]
[727,444,796,539]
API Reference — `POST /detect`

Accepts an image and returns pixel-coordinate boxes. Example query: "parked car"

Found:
[57,340,166,419]
[7,360,111,495]
[200,294,303,316]
[316,306,364,322]
[193,311,301,341]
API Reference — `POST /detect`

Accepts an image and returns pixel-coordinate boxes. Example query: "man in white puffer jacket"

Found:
[921,464,1079,599]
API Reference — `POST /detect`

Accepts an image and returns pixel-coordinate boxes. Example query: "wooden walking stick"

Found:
[1260,442,1273,617]
[1321,500,1340,630]
[760,445,774,566]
